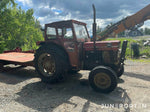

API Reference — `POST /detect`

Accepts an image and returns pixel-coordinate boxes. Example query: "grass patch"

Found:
[127,58,150,63]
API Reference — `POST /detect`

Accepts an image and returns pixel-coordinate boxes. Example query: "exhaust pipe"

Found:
[92,4,97,51]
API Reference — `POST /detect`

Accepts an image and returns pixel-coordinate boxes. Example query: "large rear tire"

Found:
[34,45,65,83]
[89,66,117,93]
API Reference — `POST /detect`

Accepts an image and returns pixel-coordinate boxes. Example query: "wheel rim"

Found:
[38,53,56,77]
[94,73,111,89]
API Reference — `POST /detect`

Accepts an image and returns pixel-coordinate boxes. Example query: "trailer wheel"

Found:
[117,65,124,77]
[34,46,64,83]
[89,66,117,93]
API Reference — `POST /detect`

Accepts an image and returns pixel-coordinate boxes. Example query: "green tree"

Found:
[0,0,15,10]
[0,1,43,52]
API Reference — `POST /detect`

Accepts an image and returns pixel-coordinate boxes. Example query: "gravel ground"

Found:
[0,60,150,112]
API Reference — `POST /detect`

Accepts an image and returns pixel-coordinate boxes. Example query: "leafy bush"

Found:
[0,1,43,53]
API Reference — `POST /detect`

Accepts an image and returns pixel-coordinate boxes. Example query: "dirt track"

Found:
[0,60,150,112]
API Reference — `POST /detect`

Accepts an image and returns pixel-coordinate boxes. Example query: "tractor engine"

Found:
[83,40,121,70]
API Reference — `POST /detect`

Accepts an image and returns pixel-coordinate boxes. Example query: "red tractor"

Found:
[34,5,127,93]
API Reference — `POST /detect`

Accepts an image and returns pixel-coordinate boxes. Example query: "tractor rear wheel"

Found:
[34,46,64,83]
[89,66,117,93]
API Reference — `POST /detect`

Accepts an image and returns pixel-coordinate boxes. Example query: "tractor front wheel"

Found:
[89,66,117,93]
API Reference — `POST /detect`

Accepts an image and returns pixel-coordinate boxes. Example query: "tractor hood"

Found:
[84,40,120,51]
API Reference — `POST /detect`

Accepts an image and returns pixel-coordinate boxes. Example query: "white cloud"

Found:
[16,0,150,33]
[17,0,32,7]
[51,7,63,15]
[141,20,150,29]
[118,9,132,18]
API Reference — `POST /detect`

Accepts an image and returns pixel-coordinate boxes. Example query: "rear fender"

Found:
[37,42,71,69]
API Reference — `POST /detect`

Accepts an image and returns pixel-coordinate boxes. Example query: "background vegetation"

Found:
[106,37,150,58]
[0,0,43,53]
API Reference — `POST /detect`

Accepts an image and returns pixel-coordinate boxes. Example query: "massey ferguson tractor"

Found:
[34,5,127,93]
[1,4,150,93]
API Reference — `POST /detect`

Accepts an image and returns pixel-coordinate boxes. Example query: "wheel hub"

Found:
[38,53,56,77]
[94,73,111,89]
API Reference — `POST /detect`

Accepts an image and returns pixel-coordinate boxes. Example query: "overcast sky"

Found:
[16,0,150,34]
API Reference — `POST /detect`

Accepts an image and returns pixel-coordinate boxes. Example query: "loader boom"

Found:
[98,4,150,40]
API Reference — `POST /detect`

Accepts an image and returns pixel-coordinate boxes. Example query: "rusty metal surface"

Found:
[0,52,34,63]
[84,40,120,51]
